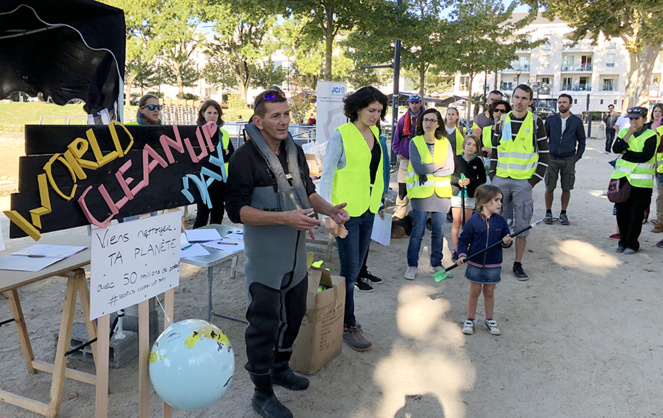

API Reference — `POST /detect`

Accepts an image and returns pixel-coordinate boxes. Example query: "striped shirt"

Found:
[490,113,549,187]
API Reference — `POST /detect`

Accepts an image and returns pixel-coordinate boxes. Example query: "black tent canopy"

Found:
[0,0,125,117]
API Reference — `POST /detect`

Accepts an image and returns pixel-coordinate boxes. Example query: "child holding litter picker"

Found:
[457,184,512,335]
[450,134,487,262]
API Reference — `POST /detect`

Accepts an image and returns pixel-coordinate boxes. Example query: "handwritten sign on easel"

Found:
[89,212,181,320]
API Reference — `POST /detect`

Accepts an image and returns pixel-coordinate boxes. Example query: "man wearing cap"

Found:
[610,106,659,254]
[472,90,504,156]
[490,84,550,280]
[392,93,425,221]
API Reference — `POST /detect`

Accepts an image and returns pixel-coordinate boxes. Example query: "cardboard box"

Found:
[305,153,322,176]
[290,268,345,374]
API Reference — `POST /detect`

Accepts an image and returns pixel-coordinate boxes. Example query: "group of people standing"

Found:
[129,86,662,418]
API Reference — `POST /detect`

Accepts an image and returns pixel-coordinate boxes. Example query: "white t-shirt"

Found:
[615,115,630,132]
[561,114,570,133]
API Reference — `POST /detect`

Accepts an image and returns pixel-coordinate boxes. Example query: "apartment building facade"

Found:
[453,13,663,113]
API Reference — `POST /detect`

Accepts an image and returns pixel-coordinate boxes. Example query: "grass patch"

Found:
[0,102,87,129]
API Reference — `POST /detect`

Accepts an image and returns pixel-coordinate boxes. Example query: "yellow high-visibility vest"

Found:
[406,135,452,199]
[611,128,658,188]
[451,128,464,155]
[331,123,384,216]
[220,128,230,175]
[496,111,538,180]
[482,125,493,152]
[656,125,663,174]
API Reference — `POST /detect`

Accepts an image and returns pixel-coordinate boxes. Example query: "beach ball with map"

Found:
[149,319,235,410]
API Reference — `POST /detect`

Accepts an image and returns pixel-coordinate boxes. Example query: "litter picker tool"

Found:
[434,219,544,282]
[460,174,467,227]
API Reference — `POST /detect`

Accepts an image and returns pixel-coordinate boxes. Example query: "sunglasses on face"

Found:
[494,108,507,113]
[141,104,162,111]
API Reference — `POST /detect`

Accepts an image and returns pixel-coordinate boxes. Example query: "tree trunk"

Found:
[467,73,475,124]
[623,51,638,112]
[176,70,184,97]
[419,66,426,97]
[632,40,659,107]
[322,2,334,81]
[124,74,136,104]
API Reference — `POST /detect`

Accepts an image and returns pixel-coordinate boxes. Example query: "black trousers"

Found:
[616,184,652,251]
[193,181,226,228]
[245,274,307,375]
[605,129,616,153]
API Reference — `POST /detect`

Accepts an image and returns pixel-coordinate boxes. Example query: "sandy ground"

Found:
[1,135,663,418]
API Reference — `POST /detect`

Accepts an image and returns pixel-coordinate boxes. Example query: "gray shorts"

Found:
[544,157,576,191]
[450,195,475,208]
[492,176,533,237]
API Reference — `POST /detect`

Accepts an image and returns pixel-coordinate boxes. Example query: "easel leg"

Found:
[138,300,150,418]
[75,270,98,366]
[163,289,175,418]
[95,315,110,418]
[46,274,78,417]
[8,289,36,374]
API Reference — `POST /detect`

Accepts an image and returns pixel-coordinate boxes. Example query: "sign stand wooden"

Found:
[95,289,175,418]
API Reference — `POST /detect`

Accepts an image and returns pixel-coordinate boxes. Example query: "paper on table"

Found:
[203,240,245,254]
[371,213,392,247]
[180,233,190,247]
[0,254,64,272]
[12,244,86,258]
[180,244,211,258]
[222,231,244,241]
[185,229,221,242]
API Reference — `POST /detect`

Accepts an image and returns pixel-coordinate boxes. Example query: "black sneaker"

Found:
[354,278,374,292]
[513,263,529,281]
[360,270,383,284]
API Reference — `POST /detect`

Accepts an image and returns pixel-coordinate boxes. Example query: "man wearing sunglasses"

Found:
[543,94,586,226]
[472,90,504,156]
[392,93,425,221]
[226,90,350,418]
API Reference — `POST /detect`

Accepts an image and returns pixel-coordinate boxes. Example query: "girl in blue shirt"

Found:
[457,184,512,336]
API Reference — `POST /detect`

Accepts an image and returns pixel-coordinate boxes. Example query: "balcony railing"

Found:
[561,63,593,72]
[562,41,593,50]
[503,64,530,73]
[561,84,592,92]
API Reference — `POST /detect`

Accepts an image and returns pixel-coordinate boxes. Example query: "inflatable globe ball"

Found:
[149,319,235,411]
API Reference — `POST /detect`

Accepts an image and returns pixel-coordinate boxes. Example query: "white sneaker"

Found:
[485,319,501,335]
[404,266,417,280]
[462,319,476,335]
[431,265,444,273]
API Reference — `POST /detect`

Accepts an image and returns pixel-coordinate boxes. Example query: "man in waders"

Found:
[226,90,350,418]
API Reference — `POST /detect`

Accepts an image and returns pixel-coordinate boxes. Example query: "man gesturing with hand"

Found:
[226,89,349,418]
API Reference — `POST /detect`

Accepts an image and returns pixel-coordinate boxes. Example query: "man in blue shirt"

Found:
[543,94,586,225]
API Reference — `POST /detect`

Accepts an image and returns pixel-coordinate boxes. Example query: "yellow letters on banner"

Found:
[87,128,119,167]
[29,174,52,228]
[4,210,41,240]
[43,154,78,200]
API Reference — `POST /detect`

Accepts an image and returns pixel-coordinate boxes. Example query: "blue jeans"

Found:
[407,210,445,268]
[336,211,375,327]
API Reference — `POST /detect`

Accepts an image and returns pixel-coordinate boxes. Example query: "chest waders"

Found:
[241,123,311,381]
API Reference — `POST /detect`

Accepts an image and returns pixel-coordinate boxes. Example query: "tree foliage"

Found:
[523,0,663,108]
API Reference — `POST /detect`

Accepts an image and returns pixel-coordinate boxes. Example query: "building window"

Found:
[607,42,617,49]
[459,76,470,91]
[602,78,615,91]
[562,77,573,90]
[606,54,615,68]
[574,99,577,104]
[543,37,551,51]
[600,99,604,104]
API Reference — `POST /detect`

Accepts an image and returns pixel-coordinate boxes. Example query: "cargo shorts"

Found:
[492,176,534,237]
[544,156,577,191]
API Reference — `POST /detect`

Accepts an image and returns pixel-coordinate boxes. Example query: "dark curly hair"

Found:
[415,108,445,139]
[489,100,512,120]
[196,100,224,127]
[343,86,389,123]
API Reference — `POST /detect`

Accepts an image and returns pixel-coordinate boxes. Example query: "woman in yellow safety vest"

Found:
[403,108,455,280]
[320,86,388,352]
[481,100,512,177]
[193,100,234,228]
[610,106,660,254]
[444,107,465,155]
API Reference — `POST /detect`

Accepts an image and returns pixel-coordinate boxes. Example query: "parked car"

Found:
[536,107,556,119]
